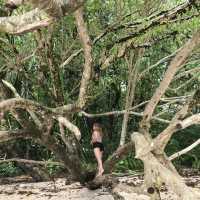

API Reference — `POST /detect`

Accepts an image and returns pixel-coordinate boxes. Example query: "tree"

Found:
[0,0,200,199]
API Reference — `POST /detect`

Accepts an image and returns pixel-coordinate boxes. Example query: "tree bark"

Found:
[132,132,200,200]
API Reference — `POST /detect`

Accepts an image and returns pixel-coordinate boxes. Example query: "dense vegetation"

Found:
[0,0,200,199]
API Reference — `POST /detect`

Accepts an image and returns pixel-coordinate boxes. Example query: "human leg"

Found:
[93,148,104,176]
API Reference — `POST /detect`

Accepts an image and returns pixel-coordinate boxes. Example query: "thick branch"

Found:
[2,80,42,128]
[177,114,200,129]
[152,103,190,153]
[74,8,92,109]
[0,9,53,34]
[1,0,85,34]
[103,142,134,174]
[5,0,85,17]
[140,29,200,134]
[0,98,53,115]
[58,117,81,141]
[0,98,78,116]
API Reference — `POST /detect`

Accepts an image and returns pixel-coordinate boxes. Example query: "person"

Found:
[91,122,104,177]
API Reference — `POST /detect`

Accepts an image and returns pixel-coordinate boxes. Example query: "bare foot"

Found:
[96,168,104,177]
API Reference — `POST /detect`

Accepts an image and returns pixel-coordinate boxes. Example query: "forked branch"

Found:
[140,29,200,134]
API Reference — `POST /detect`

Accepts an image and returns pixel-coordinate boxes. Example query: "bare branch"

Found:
[2,80,20,98]
[0,9,53,34]
[58,117,81,141]
[173,66,200,81]
[0,98,79,116]
[140,29,200,134]
[2,80,42,128]
[152,103,190,153]
[74,8,93,109]
[169,72,200,92]
[5,0,85,17]
[169,138,200,160]
[81,111,170,124]
[120,52,140,146]
[0,0,85,34]
[60,49,83,69]
[0,98,53,115]
[104,142,134,173]
[177,114,200,129]
[0,158,65,167]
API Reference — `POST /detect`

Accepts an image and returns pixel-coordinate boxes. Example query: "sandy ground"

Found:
[0,179,114,200]
[0,173,199,200]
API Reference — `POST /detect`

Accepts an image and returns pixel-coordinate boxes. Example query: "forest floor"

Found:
[0,169,199,200]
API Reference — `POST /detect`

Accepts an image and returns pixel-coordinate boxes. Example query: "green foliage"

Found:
[0,163,22,177]
[45,162,64,176]
[115,154,143,172]
[0,0,200,178]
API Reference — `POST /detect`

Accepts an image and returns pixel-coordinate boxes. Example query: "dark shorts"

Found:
[92,142,104,152]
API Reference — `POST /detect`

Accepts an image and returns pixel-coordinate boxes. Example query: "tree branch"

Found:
[0,0,85,34]
[5,0,85,17]
[0,98,54,115]
[116,0,199,44]
[169,138,200,160]
[177,114,200,129]
[0,9,53,34]
[103,142,134,173]
[0,129,31,143]
[58,117,81,141]
[140,29,200,134]
[152,103,190,153]
[2,80,42,128]
[138,48,180,80]
[74,7,93,109]
[0,97,78,116]
[0,158,65,167]
[81,110,170,124]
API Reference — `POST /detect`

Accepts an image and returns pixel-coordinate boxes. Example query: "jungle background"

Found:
[0,0,200,195]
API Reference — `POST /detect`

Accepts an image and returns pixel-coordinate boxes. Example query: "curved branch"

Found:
[2,80,42,128]
[58,117,81,141]
[0,98,54,115]
[0,98,79,116]
[103,142,134,174]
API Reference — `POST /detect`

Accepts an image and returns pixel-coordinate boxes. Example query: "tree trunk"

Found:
[132,132,200,200]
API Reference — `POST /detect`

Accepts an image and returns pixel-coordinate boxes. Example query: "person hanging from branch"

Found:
[91,122,104,177]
